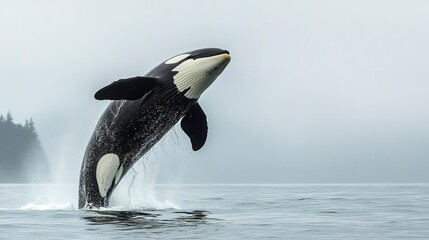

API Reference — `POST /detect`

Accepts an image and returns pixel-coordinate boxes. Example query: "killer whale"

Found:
[78,48,231,208]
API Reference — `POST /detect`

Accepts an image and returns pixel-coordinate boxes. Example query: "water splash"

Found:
[20,202,75,210]
[109,151,180,210]
[108,127,192,211]
[15,123,193,212]
[14,184,78,210]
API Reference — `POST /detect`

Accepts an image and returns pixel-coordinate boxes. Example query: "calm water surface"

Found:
[0,184,428,239]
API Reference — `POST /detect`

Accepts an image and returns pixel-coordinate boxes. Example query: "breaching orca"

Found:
[78,48,231,208]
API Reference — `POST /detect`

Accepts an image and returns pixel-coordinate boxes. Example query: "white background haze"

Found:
[1,0,428,183]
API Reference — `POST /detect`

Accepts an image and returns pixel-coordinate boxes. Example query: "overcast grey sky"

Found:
[1,0,428,183]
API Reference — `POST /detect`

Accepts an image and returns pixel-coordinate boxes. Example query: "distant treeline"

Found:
[0,112,51,183]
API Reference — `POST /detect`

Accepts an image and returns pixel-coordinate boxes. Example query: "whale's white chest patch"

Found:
[171,54,229,99]
[96,153,120,197]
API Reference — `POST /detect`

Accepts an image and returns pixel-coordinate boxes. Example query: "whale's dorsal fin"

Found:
[181,103,208,151]
[94,76,161,100]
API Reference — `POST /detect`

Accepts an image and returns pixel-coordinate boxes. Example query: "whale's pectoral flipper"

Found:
[180,103,208,151]
[94,76,161,100]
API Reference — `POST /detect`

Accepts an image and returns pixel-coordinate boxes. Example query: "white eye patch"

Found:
[165,54,190,64]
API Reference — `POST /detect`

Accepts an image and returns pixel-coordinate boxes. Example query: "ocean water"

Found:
[0,184,428,239]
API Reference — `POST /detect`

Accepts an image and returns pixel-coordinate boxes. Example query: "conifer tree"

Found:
[6,111,13,123]
[28,118,35,133]
[0,111,51,182]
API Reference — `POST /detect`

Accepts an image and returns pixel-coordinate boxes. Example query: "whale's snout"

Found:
[219,52,231,63]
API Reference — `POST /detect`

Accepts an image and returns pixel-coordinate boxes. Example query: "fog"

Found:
[1,0,428,183]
